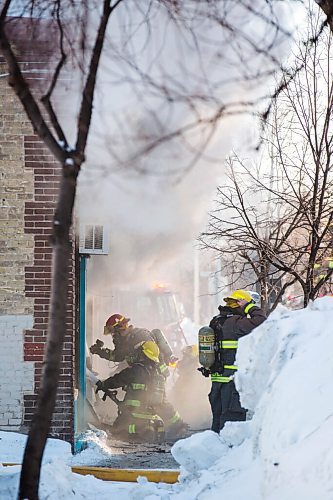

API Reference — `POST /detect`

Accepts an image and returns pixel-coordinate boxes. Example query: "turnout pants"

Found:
[111,409,164,443]
[155,399,186,436]
[208,380,246,433]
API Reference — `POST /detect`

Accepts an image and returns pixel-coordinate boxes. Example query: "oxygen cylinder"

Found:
[151,328,173,360]
[198,326,216,369]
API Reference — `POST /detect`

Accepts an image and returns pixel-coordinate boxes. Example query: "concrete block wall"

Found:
[0,316,34,429]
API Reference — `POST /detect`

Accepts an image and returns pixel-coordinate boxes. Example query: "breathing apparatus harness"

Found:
[198,311,234,378]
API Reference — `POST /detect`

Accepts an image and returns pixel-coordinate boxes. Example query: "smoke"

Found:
[78,127,235,287]
[6,0,309,435]
[76,0,307,435]
[68,1,306,300]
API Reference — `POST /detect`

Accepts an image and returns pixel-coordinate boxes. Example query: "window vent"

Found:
[79,224,109,255]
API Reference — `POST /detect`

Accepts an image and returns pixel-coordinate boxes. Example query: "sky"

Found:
[1,295,333,499]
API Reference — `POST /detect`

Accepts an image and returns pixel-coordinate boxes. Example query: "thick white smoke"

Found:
[74,0,306,432]
[75,1,304,292]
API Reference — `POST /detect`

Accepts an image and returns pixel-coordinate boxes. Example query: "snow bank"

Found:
[1,297,333,499]
[237,297,333,499]
[172,430,228,473]
[0,459,145,500]
[68,429,120,466]
[169,297,333,499]
[0,431,71,464]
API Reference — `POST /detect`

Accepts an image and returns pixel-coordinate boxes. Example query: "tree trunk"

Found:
[316,0,333,33]
[19,168,77,500]
[303,282,310,308]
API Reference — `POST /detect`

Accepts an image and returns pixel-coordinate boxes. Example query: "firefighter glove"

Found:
[90,344,112,360]
[95,380,106,394]
[99,347,112,360]
[89,343,102,355]
[197,367,210,377]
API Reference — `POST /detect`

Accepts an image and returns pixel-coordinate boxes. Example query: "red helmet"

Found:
[105,314,130,329]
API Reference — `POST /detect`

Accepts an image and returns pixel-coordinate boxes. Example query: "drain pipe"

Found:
[74,254,88,453]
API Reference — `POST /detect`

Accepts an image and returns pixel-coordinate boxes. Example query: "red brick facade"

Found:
[23,136,76,442]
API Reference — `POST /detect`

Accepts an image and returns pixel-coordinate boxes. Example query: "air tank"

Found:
[151,328,173,360]
[198,326,216,369]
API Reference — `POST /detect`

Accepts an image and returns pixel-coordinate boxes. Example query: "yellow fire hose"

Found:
[2,463,180,484]
[72,466,179,483]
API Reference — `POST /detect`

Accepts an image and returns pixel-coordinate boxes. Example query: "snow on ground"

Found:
[1,297,333,499]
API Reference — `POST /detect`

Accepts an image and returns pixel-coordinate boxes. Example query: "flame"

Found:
[152,282,167,290]
[168,361,178,369]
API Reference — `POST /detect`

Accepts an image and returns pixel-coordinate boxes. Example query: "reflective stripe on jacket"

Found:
[102,361,165,409]
[209,305,266,383]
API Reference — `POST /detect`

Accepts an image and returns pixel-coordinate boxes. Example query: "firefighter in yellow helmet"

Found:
[202,289,266,433]
[95,340,188,442]
[95,340,164,442]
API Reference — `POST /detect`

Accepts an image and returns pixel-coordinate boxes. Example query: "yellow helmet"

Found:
[141,340,160,363]
[224,289,253,304]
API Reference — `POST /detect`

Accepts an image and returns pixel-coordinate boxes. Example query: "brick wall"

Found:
[23,135,76,442]
[0,18,76,443]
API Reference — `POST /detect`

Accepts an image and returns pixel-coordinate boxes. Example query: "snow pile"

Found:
[172,430,229,473]
[0,431,72,464]
[1,297,333,498]
[170,297,333,499]
[0,464,21,500]
[238,297,333,499]
[68,429,118,466]
[0,459,149,500]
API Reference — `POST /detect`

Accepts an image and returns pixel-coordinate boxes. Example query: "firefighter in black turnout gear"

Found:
[90,313,176,375]
[202,290,266,433]
[95,340,165,442]
[95,339,188,441]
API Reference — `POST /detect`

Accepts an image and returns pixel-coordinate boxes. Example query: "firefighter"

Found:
[90,314,152,363]
[200,290,266,433]
[95,340,188,441]
[90,313,176,372]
